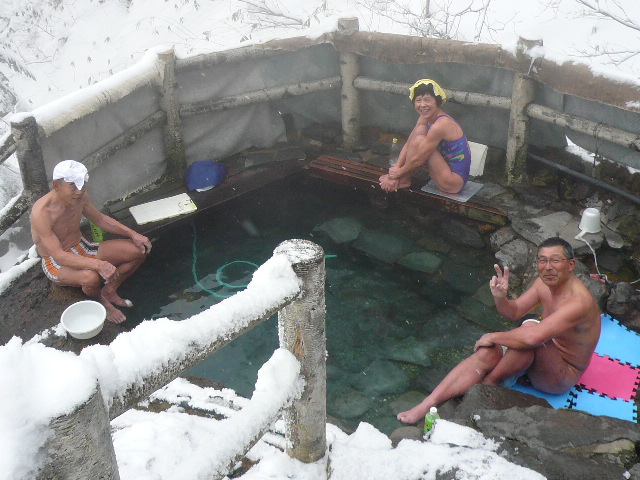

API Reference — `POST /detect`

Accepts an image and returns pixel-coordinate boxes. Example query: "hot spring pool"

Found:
[124,174,509,434]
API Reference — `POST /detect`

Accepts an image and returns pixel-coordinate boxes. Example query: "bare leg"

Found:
[528,343,583,394]
[97,239,147,309]
[57,268,127,324]
[483,321,537,385]
[424,149,464,194]
[397,345,504,424]
[101,257,145,308]
[483,348,534,385]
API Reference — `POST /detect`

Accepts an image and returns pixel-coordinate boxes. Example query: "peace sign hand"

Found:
[490,264,510,298]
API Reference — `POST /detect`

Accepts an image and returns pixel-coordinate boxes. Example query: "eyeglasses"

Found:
[537,256,570,267]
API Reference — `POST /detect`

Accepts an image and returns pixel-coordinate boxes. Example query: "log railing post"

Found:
[38,384,119,480]
[337,17,360,150]
[158,49,186,183]
[274,239,327,463]
[11,115,49,203]
[505,36,541,185]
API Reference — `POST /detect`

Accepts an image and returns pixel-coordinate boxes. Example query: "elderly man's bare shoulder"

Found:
[570,275,597,300]
[30,192,57,222]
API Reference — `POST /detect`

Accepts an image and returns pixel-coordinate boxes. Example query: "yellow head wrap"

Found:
[409,79,447,104]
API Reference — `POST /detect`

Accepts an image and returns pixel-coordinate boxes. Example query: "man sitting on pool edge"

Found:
[30,160,152,324]
[397,237,601,424]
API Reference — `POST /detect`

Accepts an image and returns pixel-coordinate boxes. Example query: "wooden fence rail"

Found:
[1,20,639,237]
[38,239,327,479]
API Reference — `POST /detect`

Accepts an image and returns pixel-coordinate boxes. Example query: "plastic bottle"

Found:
[424,406,440,435]
[90,221,104,242]
[389,137,401,166]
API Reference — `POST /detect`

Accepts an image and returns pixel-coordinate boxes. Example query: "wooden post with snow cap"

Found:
[505,36,542,185]
[338,17,361,150]
[274,239,327,463]
[38,384,120,480]
[158,48,186,183]
[11,114,48,203]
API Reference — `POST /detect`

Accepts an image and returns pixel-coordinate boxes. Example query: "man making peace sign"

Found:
[398,237,601,424]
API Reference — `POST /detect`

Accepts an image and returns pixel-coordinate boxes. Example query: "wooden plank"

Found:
[307,155,508,226]
[111,157,309,237]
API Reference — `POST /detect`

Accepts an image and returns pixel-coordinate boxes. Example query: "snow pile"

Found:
[0,252,302,480]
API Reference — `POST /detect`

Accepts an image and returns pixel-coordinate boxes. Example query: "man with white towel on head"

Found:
[30,160,152,324]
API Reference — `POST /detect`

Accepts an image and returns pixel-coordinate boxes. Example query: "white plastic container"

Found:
[578,208,601,234]
[61,300,106,339]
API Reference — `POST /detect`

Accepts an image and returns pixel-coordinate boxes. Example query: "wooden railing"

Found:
[1,18,639,234]
[36,239,327,479]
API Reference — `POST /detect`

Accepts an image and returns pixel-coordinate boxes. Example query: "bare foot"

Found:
[101,299,126,324]
[102,286,133,308]
[397,178,411,189]
[397,403,431,424]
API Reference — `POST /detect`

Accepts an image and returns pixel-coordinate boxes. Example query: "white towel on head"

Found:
[53,160,89,189]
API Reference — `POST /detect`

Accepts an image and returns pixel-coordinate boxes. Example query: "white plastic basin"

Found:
[61,300,106,339]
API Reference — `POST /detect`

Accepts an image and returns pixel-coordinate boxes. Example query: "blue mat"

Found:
[595,314,640,367]
[569,389,638,422]
[507,314,639,422]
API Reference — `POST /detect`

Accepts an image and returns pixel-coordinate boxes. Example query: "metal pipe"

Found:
[528,153,640,206]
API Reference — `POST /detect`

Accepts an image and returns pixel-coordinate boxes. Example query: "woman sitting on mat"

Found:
[379,79,471,194]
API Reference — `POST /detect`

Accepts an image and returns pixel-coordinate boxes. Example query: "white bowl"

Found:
[61,300,106,339]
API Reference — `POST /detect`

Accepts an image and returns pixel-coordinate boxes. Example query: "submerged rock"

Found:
[328,386,374,419]
[389,391,428,417]
[420,278,460,307]
[416,235,451,254]
[439,218,485,248]
[314,217,362,244]
[440,261,488,295]
[352,359,410,397]
[386,337,431,367]
[352,231,414,263]
[455,297,511,332]
[397,251,442,274]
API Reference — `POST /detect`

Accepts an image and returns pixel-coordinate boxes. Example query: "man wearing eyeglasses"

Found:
[398,237,601,424]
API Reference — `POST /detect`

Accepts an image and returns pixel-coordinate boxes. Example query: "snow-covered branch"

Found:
[575,0,640,32]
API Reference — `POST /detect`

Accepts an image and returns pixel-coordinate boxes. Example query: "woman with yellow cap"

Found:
[379,79,471,194]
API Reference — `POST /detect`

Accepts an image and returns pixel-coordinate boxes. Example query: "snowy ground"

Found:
[1,1,639,479]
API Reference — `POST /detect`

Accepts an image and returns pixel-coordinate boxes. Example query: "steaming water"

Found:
[124,174,507,434]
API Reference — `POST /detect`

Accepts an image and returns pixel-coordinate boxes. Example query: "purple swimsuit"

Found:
[428,115,472,184]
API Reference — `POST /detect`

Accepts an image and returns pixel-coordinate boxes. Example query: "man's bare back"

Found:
[31,160,151,324]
